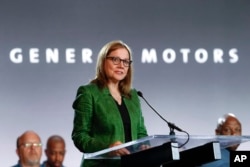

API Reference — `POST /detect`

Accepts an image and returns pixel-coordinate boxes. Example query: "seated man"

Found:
[202,113,242,167]
[41,135,66,167]
[12,130,43,167]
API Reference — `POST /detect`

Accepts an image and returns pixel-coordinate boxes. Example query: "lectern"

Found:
[82,135,250,167]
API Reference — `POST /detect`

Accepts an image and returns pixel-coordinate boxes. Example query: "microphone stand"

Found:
[137,91,183,136]
[137,91,190,148]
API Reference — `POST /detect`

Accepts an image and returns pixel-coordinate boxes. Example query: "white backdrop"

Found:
[1,0,250,166]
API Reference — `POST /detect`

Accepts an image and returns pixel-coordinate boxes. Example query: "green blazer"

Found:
[72,83,148,167]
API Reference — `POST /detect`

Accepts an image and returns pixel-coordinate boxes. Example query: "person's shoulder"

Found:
[77,83,98,91]
[128,88,140,101]
[130,88,139,96]
[77,83,106,95]
[201,148,230,167]
[78,82,96,89]
[40,161,46,167]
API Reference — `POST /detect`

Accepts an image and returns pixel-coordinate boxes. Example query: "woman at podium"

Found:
[71,40,148,167]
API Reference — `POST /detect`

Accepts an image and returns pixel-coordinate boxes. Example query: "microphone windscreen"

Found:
[137,91,143,97]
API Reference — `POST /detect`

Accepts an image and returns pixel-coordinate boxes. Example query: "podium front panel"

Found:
[83,135,250,160]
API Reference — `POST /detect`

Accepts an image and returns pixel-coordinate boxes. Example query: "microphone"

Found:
[137,91,184,134]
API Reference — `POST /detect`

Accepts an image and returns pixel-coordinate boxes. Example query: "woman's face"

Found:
[104,47,130,84]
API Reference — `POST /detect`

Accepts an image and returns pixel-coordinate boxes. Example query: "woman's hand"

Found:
[109,141,130,156]
[139,144,150,150]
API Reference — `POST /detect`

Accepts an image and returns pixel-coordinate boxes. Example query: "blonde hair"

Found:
[91,40,133,98]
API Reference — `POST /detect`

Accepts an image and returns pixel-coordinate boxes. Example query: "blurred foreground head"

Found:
[45,135,66,167]
[215,113,242,150]
[16,130,42,167]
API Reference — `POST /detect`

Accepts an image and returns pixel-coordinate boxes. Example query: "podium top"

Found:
[83,135,250,160]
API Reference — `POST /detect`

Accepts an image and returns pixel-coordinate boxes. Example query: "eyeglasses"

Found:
[106,56,132,67]
[19,143,42,148]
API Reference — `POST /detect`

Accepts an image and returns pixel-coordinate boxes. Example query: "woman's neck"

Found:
[108,83,122,105]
